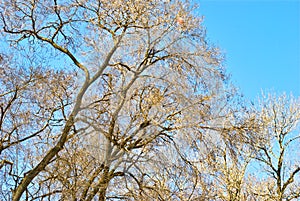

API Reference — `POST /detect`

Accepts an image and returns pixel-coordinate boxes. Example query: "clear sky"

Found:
[196,0,300,100]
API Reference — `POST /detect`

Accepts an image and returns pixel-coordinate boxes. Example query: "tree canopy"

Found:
[0,0,299,200]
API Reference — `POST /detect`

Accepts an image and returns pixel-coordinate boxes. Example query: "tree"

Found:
[246,93,300,201]
[0,0,228,200]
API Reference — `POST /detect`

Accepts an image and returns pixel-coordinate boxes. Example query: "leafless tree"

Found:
[246,93,300,201]
[1,0,228,200]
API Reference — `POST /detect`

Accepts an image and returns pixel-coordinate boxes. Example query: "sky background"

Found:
[196,0,300,100]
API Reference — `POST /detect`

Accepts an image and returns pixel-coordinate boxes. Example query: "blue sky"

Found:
[196,0,300,100]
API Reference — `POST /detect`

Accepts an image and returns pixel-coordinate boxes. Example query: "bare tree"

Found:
[247,93,300,201]
[0,0,229,200]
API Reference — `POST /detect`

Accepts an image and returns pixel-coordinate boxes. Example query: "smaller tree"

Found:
[249,93,300,201]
